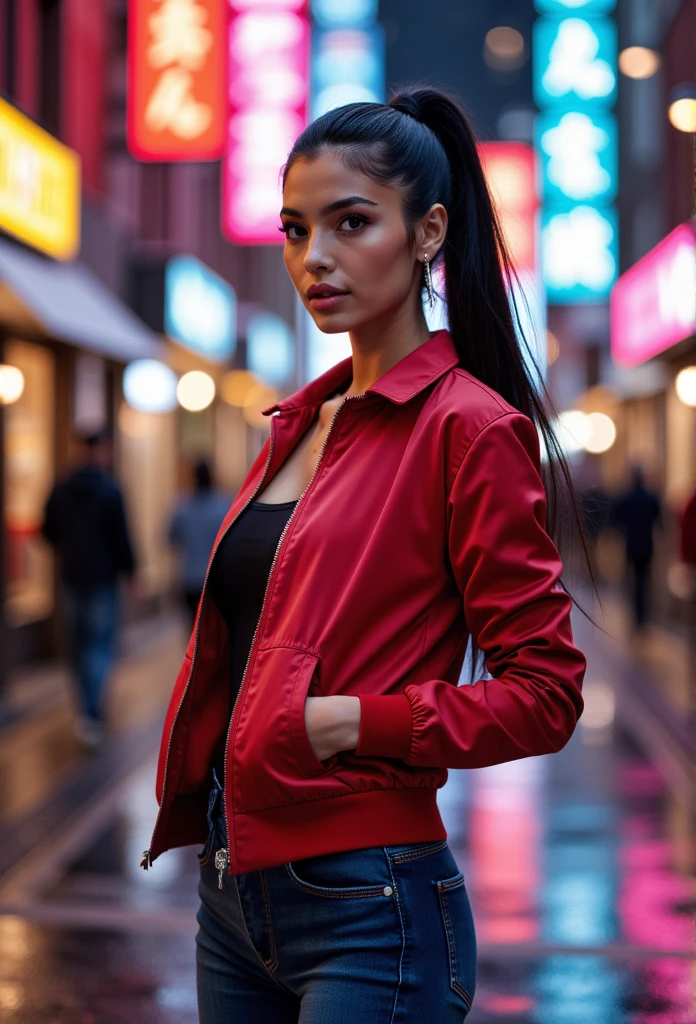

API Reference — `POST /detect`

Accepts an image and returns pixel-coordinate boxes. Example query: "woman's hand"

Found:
[304,696,361,762]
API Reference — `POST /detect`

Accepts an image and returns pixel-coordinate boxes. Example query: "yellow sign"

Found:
[0,98,80,261]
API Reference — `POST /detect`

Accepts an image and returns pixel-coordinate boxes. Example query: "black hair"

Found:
[283,86,599,667]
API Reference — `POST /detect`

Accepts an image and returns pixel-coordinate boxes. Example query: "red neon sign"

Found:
[222,1,310,245]
[479,143,538,274]
[127,0,226,161]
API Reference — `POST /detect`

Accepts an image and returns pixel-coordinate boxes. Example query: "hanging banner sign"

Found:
[127,0,226,161]
[222,0,310,245]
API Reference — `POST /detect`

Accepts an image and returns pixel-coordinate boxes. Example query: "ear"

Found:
[414,204,448,263]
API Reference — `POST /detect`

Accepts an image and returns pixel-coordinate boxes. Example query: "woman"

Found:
[142,88,587,1022]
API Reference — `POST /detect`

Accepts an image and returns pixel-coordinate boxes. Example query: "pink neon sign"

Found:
[611,222,696,367]
[222,1,309,245]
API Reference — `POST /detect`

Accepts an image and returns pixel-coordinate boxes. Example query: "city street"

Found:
[0,0,694,1021]
[0,606,693,1024]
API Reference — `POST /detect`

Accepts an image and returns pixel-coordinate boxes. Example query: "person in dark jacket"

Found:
[42,430,136,746]
[680,486,696,570]
[613,465,662,630]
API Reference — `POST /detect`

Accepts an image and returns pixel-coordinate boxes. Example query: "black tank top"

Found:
[207,499,298,779]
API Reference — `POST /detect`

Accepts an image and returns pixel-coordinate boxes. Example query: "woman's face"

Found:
[280,151,425,336]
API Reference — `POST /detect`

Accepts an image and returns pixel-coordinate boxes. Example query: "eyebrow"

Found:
[280,196,379,219]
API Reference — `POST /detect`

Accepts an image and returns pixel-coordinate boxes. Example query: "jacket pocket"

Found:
[232,645,337,813]
[287,650,339,778]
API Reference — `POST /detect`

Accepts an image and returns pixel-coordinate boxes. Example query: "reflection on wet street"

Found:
[0,610,694,1023]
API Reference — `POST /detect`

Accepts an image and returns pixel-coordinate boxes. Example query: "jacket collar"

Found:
[263,330,459,415]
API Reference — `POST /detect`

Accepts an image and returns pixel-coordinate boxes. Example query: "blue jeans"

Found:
[196,778,477,1022]
[64,583,119,722]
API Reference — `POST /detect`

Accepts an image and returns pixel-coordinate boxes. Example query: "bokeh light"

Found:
[581,680,615,730]
[584,412,617,453]
[668,96,696,132]
[618,46,660,79]
[177,371,216,412]
[0,365,25,405]
[242,382,278,429]
[221,369,258,407]
[675,366,696,406]
[123,360,177,414]
[484,26,526,71]
[557,410,591,454]
[546,329,560,365]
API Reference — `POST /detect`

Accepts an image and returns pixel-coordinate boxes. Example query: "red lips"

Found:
[306,283,349,299]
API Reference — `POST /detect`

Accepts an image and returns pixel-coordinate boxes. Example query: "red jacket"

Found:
[144,331,585,875]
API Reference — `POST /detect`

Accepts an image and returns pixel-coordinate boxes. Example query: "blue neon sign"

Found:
[534,0,616,14]
[541,205,618,302]
[165,256,236,362]
[311,0,378,29]
[246,313,294,387]
[536,109,617,204]
[311,27,385,120]
[533,17,617,109]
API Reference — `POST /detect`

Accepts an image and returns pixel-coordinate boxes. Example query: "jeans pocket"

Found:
[286,848,392,899]
[436,872,477,1015]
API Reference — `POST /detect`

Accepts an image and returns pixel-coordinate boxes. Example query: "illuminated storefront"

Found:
[0,100,162,674]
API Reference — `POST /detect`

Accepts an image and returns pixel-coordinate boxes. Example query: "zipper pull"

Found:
[214,848,229,889]
[140,849,151,871]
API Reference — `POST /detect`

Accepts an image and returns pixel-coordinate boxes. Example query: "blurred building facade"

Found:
[605,0,695,629]
[0,0,297,683]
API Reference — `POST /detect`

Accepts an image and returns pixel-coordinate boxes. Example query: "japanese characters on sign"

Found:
[222,1,310,245]
[127,0,226,161]
[533,1,618,303]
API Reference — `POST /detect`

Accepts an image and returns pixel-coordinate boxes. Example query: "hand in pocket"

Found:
[304,696,361,761]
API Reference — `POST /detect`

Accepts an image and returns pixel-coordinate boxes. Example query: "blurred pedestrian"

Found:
[680,485,696,571]
[42,430,136,747]
[168,460,229,629]
[613,465,662,630]
[142,87,587,1022]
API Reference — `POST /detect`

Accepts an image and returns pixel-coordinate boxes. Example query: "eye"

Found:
[338,213,369,233]
[278,222,307,241]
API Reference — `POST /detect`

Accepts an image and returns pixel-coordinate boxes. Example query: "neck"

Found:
[341,299,432,398]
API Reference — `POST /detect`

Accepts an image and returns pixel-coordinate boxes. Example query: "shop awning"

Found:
[0,237,164,362]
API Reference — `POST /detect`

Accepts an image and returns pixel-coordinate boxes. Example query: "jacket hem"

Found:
[230,787,446,874]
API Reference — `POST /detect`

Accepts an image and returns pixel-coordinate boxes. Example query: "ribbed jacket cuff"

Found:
[356,694,413,759]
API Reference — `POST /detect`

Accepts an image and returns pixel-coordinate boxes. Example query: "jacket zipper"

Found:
[142,392,363,873]
[220,392,364,874]
[141,416,280,871]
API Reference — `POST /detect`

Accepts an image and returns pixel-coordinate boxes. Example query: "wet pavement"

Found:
[0,608,694,1023]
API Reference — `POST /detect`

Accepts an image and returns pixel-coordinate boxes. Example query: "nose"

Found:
[303,229,335,275]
